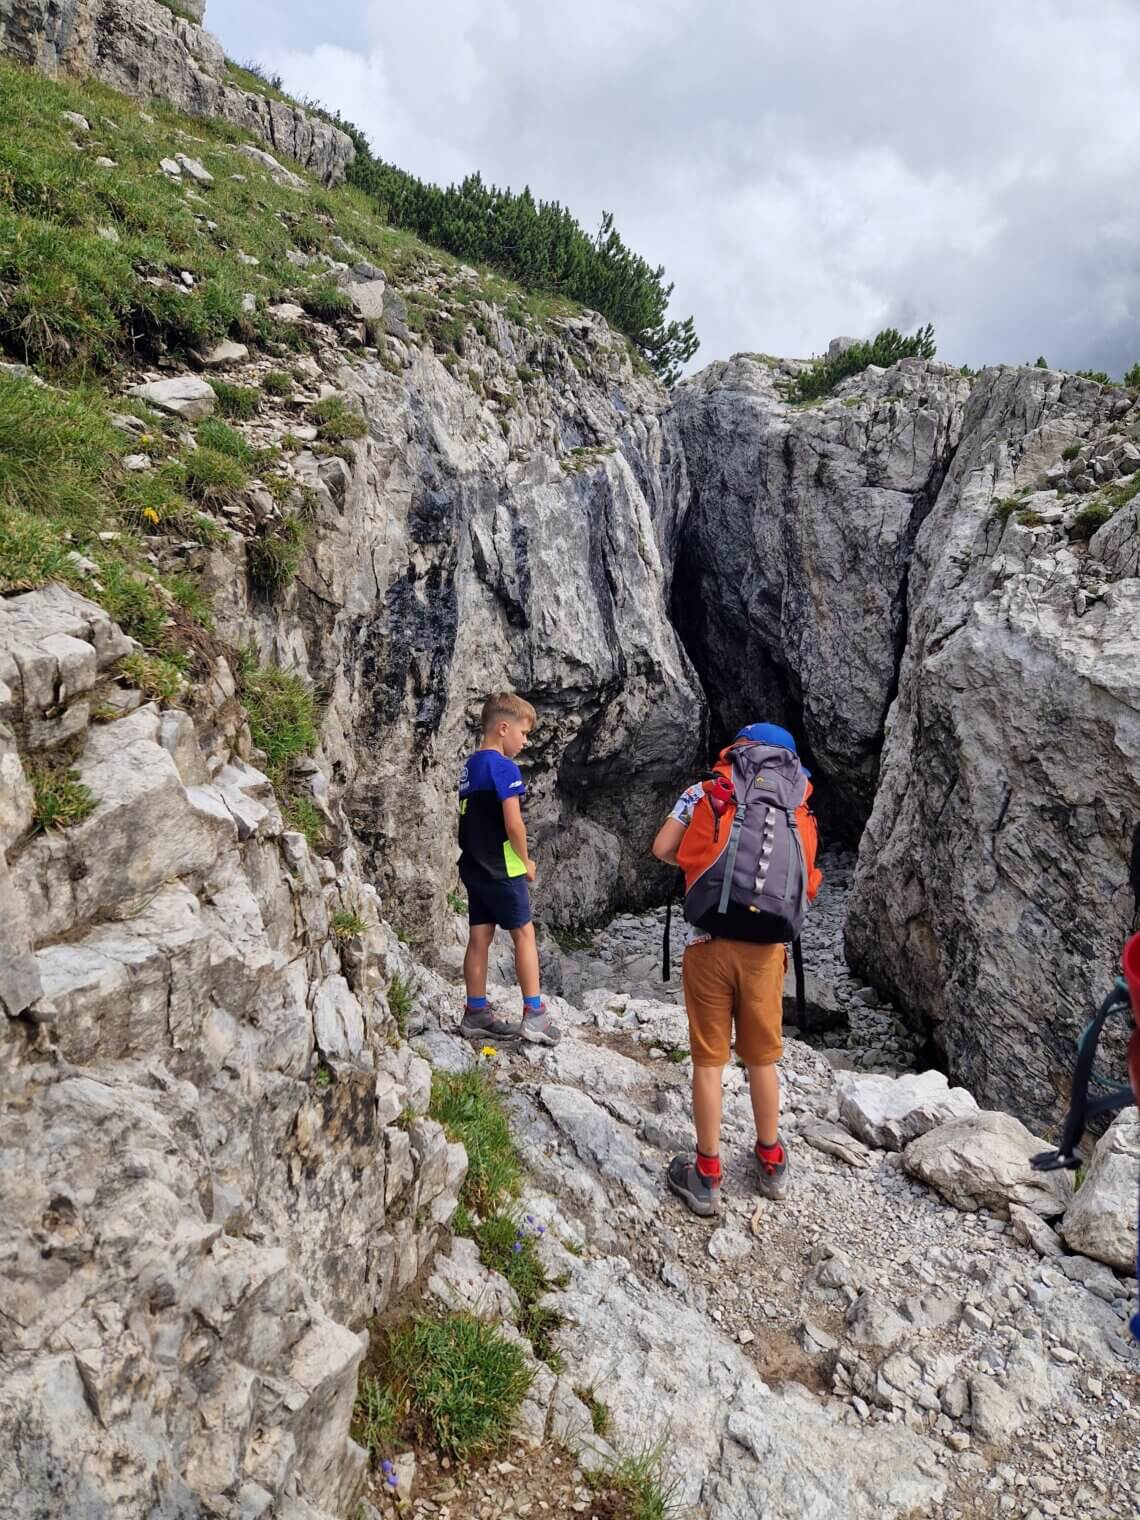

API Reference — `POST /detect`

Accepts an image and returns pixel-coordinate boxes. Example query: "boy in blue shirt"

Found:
[457,692,560,1046]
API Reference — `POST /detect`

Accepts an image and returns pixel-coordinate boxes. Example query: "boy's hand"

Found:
[525,858,537,882]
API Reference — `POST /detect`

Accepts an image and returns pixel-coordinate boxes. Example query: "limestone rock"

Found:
[551,1257,944,1517]
[837,1069,978,1151]
[845,365,1140,1120]
[128,374,216,419]
[1061,1109,1140,1270]
[666,354,971,825]
[196,338,248,367]
[426,1235,519,1320]
[238,142,307,190]
[346,278,386,321]
[903,1110,1073,1217]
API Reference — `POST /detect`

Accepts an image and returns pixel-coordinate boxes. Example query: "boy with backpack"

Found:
[651,722,821,1216]
[456,692,560,1047]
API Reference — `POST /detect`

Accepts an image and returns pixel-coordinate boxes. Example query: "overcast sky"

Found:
[206,0,1140,377]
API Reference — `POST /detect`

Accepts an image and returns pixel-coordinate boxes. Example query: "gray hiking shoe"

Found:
[753,1136,790,1201]
[667,1155,721,1217]
[459,1004,523,1044]
[520,1002,561,1046]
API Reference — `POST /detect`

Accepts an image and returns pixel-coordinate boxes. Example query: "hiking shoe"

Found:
[459,1004,522,1043]
[753,1136,790,1201]
[666,1155,721,1218]
[520,1003,561,1046]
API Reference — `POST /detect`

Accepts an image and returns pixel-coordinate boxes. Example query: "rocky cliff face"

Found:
[845,366,1140,1121]
[0,0,354,183]
[0,586,465,1518]
[182,289,703,936]
[667,354,970,832]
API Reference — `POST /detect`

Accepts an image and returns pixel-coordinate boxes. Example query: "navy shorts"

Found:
[461,865,532,930]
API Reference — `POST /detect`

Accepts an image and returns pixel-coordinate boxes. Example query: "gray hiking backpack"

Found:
[680,742,811,945]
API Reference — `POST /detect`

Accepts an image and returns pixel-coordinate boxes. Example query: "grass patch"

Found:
[1103,471,1140,511]
[1069,502,1112,542]
[1061,443,1081,461]
[247,514,306,595]
[209,380,260,420]
[29,760,97,831]
[471,1211,563,1360]
[993,497,1019,524]
[351,1374,399,1460]
[1016,508,1045,527]
[182,444,249,504]
[446,889,467,914]
[119,651,185,704]
[260,368,294,398]
[589,1441,685,1520]
[197,416,257,464]
[283,793,324,846]
[575,1387,612,1438]
[309,393,367,443]
[331,909,367,942]
[429,1068,520,1212]
[238,660,317,788]
[388,1314,532,1460]
[301,280,353,323]
[388,972,412,1038]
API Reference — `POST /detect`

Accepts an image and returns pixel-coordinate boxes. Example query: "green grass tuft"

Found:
[1069,502,1112,542]
[1061,443,1082,462]
[589,1440,686,1520]
[575,1386,612,1437]
[446,889,467,915]
[309,393,367,443]
[351,1374,399,1461]
[29,761,97,832]
[429,1068,521,1213]
[119,651,185,704]
[209,380,261,420]
[331,909,367,942]
[387,1314,532,1460]
[283,793,324,846]
[388,972,412,1038]
[301,280,353,323]
[247,514,306,595]
[260,369,294,397]
[238,660,317,787]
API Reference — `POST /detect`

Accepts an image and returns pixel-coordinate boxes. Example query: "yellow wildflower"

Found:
[141,507,160,526]
[481,1045,498,1059]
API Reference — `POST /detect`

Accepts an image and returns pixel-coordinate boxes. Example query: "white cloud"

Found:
[205,0,1140,374]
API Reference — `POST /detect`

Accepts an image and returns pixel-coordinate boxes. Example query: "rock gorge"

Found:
[1,3,1139,1516]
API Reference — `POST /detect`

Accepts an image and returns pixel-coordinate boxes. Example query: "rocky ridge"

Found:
[1,586,464,1518]
[0,0,354,184]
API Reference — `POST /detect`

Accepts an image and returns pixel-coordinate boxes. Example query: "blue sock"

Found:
[523,995,543,1012]
[466,996,488,1011]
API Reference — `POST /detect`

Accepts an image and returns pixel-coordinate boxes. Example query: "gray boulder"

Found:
[903,1110,1073,1217]
[1061,1109,1140,1271]
[128,374,216,420]
[837,1069,978,1151]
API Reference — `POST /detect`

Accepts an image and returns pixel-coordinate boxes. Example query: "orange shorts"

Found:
[681,938,786,1067]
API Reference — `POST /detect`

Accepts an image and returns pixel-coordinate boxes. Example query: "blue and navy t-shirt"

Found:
[458,750,528,881]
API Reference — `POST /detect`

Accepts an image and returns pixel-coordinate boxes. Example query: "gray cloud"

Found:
[206,0,1140,375]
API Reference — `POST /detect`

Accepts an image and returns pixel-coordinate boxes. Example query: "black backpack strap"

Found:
[792,935,806,1022]
[1032,979,1135,1171]
[662,870,681,982]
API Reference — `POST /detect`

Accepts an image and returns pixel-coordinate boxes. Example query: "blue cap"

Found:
[735,722,797,752]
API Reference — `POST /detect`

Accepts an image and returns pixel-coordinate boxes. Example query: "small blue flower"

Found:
[525,1214,534,1224]
[386,1473,399,1488]
[380,1459,393,1474]
[512,1239,523,1253]
[537,1224,546,1235]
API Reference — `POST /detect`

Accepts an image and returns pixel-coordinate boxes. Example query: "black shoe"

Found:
[666,1155,721,1217]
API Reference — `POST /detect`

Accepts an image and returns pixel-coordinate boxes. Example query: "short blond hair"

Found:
[481,691,536,733]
